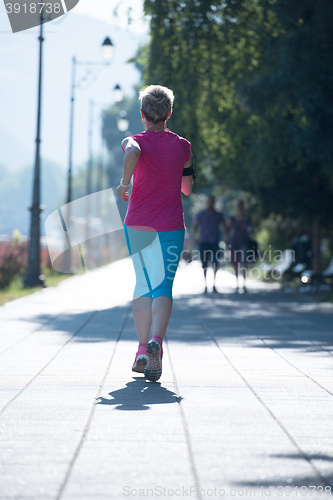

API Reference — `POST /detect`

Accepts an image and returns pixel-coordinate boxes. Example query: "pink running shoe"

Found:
[144,339,163,382]
[132,345,148,373]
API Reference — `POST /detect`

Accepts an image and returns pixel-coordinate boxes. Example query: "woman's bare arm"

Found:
[117,137,141,202]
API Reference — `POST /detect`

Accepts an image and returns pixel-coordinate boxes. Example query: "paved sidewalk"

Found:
[1,259,333,499]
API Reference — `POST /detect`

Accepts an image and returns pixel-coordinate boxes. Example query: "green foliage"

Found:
[143,0,333,225]
[101,94,144,220]
[256,213,308,254]
[102,94,143,183]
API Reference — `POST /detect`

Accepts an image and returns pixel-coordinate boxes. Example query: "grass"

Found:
[0,269,73,307]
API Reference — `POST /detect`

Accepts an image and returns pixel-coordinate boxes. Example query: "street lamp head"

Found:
[102,37,114,63]
[114,84,123,103]
[117,110,129,132]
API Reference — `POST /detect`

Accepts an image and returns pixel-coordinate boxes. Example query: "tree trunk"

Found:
[311,218,321,273]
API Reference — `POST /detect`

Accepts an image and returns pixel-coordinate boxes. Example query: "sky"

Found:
[0,0,149,172]
[73,0,148,35]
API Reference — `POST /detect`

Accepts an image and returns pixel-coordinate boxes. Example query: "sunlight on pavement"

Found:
[1,258,281,316]
[173,260,281,297]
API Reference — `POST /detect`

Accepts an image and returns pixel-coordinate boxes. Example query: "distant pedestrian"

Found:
[229,200,252,293]
[193,196,228,293]
[117,85,195,382]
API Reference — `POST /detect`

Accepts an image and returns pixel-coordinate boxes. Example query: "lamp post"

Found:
[103,110,130,258]
[23,10,45,288]
[117,111,130,133]
[113,84,124,103]
[87,100,94,198]
[86,85,124,197]
[85,100,94,262]
[67,37,114,207]
[84,87,123,262]
[63,37,114,273]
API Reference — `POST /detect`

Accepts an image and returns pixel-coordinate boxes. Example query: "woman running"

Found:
[117,85,195,381]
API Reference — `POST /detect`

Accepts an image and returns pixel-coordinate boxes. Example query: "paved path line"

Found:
[309,341,333,355]
[0,310,70,358]
[165,336,202,500]
[258,337,333,398]
[56,304,131,500]
[272,321,333,356]
[288,333,333,356]
[198,320,332,488]
[0,310,98,417]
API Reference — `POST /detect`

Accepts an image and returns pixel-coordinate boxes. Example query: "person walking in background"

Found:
[193,196,228,293]
[117,85,195,382]
[229,199,252,293]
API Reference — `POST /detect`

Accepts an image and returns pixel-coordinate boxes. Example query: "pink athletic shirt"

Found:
[123,130,191,232]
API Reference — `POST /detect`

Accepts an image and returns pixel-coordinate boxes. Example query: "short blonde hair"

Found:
[139,85,174,124]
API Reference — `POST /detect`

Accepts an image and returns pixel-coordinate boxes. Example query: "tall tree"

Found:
[143,0,333,269]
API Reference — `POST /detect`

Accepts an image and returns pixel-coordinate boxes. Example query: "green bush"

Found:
[0,240,27,289]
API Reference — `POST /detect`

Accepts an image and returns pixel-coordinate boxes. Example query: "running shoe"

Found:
[132,347,148,373]
[144,340,163,382]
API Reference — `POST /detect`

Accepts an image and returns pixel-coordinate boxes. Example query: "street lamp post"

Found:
[66,56,76,208]
[87,100,94,199]
[85,100,94,262]
[113,84,124,103]
[23,11,45,288]
[84,88,123,262]
[67,37,114,207]
[117,110,130,133]
[63,37,114,273]
[102,108,129,259]
[86,85,123,198]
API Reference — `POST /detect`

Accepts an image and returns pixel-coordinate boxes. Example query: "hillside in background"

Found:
[0,160,66,236]
[0,5,144,173]
[0,3,146,236]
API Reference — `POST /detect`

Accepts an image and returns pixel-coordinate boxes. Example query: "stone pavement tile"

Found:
[252,343,333,390]
[311,377,333,395]
[63,479,194,500]
[177,394,324,495]
[165,318,328,494]
[204,343,333,487]
[0,313,94,402]
[0,319,46,353]
[62,442,191,497]
[0,294,65,323]
[1,261,333,499]
[188,449,319,485]
[0,307,130,410]
[61,330,194,499]
[0,463,67,498]
[173,262,281,296]
[0,307,132,499]
[0,258,134,329]
[0,438,80,464]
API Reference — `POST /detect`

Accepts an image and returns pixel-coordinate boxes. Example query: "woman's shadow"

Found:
[96,377,182,411]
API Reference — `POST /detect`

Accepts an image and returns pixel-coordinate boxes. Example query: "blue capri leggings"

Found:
[124,224,185,301]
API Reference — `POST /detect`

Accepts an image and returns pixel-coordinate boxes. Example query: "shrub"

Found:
[0,240,28,289]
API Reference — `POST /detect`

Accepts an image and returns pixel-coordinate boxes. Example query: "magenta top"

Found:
[123,130,191,232]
